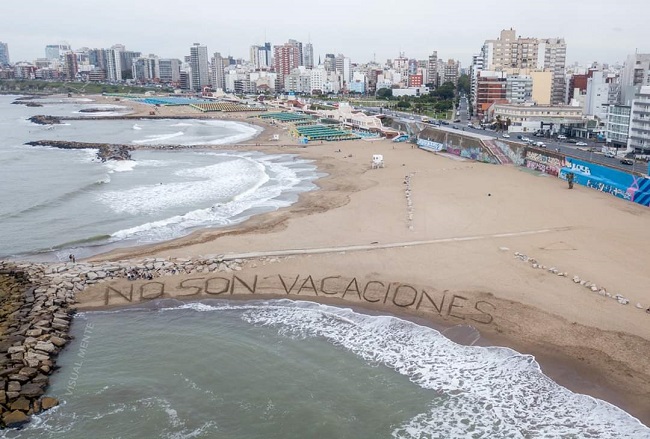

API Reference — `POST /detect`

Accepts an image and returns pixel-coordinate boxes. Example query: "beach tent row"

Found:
[190,103,264,112]
[295,125,360,141]
[259,112,314,122]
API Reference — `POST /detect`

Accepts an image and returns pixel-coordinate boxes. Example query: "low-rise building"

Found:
[487,103,584,133]
[605,105,631,149]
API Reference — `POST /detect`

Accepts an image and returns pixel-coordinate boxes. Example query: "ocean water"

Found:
[0,95,320,260]
[3,300,649,439]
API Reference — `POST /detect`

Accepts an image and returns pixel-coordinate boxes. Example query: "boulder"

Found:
[2,410,30,428]
[34,341,56,353]
[9,397,30,411]
[7,381,21,393]
[19,382,44,398]
[40,396,59,410]
[49,336,67,347]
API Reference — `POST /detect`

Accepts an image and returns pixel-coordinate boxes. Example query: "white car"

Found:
[535,141,546,148]
[557,135,567,140]
[502,133,510,138]
[576,141,588,146]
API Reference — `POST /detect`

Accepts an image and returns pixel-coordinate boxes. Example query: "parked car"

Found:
[521,137,531,143]
[576,141,588,146]
[558,135,567,140]
[502,133,510,138]
[620,158,634,165]
[535,141,546,148]
[453,118,461,123]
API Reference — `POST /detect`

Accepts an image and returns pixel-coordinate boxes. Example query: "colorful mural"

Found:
[417,138,444,152]
[560,157,650,206]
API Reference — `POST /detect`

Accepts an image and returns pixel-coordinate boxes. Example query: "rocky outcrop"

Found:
[25,140,132,162]
[12,101,43,107]
[28,115,61,125]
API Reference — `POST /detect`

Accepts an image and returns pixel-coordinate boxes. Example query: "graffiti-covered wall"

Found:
[524,148,565,176]
[560,157,650,206]
[417,128,498,164]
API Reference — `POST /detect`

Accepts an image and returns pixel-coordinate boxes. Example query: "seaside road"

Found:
[216,226,573,261]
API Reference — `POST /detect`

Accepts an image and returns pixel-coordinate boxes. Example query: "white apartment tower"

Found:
[211,52,225,91]
[190,43,210,91]
[106,47,123,81]
[627,86,650,153]
[620,53,650,105]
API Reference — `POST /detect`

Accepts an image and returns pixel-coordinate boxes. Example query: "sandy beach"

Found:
[77,96,650,425]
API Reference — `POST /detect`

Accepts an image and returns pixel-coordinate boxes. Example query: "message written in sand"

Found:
[99,274,496,324]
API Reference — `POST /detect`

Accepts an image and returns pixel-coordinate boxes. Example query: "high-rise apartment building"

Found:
[620,53,650,105]
[211,52,226,91]
[287,39,303,66]
[627,86,650,153]
[478,29,566,105]
[132,55,159,83]
[0,42,9,66]
[190,43,210,91]
[323,54,336,72]
[45,45,60,61]
[120,50,142,79]
[304,43,314,69]
[106,47,122,81]
[250,43,271,70]
[335,54,351,86]
[273,43,301,91]
[443,59,460,86]
[158,58,181,84]
[426,52,438,87]
[63,52,78,80]
[88,49,107,72]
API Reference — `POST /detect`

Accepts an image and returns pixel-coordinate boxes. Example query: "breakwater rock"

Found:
[28,115,62,125]
[12,101,43,107]
[0,263,72,428]
[0,254,250,429]
[25,140,132,162]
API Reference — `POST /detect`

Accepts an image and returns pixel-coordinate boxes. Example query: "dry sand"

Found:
[80,97,650,425]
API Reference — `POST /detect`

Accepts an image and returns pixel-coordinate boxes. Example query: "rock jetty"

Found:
[0,254,249,429]
[25,140,132,162]
[12,101,43,108]
[0,263,72,428]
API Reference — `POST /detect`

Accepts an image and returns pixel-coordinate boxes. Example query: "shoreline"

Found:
[4,94,650,430]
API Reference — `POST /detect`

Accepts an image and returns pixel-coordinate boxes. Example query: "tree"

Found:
[376,88,393,99]
[396,100,411,109]
[457,74,470,96]
[431,82,455,100]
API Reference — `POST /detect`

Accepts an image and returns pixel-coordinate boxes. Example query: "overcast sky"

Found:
[3,0,649,67]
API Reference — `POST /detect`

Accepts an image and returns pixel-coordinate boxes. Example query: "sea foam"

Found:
[159,300,650,438]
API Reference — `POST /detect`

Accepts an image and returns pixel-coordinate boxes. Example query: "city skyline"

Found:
[3,0,649,66]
